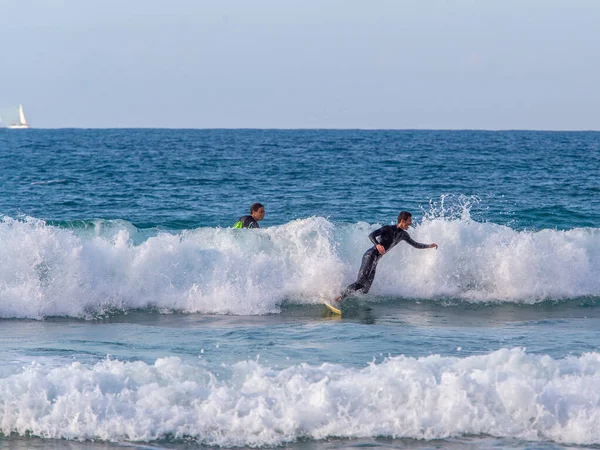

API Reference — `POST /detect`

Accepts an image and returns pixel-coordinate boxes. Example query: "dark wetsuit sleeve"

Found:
[402,232,429,249]
[368,227,384,246]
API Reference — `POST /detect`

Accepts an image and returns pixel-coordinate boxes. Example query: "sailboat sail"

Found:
[18,105,27,126]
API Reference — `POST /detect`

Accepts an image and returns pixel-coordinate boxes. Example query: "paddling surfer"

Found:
[234,203,265,229]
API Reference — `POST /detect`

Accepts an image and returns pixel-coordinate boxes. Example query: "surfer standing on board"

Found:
[332,211,438,305]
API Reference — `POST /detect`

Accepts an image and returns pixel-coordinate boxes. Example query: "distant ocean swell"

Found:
[1,348,600,446]
[1,215,599,319]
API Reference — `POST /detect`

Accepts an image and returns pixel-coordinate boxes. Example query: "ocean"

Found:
[0,129,599,449]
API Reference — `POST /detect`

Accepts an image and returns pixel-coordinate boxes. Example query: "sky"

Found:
[1,0,599,129]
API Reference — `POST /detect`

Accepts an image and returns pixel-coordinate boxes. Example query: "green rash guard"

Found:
[233,215,260,229]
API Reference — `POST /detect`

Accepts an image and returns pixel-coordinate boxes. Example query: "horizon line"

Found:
[2,126,600,132]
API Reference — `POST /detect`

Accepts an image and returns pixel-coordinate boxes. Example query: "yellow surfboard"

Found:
[323,302,342,315]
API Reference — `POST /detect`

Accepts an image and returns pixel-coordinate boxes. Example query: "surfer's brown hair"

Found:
[250,203,264,213]
[397,211,412,223]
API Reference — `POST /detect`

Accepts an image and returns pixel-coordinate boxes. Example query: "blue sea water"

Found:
[0,129,600,449]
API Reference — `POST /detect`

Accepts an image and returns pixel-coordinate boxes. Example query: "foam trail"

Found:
[1,214,600,319]
[1,349,600,446]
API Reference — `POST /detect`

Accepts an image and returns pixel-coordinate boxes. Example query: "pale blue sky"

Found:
[1,0,599,129]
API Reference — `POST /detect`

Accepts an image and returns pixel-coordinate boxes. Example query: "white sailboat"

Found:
[8,104,30,129]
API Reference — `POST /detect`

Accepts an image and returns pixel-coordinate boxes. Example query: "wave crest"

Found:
[1,215,599,319]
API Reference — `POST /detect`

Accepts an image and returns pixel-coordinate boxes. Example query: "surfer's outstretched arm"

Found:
[403,233,438,249]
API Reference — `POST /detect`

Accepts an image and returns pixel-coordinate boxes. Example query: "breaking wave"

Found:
[1,349,600,446]
[0,212,599,319]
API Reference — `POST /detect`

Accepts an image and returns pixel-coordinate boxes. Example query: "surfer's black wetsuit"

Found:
[234,215,259,229]
[341,226,429,297]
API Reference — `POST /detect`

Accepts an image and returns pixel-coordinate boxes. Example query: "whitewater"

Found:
[1,349,600,446]
[1,214,599,320]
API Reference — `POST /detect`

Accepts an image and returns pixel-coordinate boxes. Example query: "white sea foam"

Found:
[1,349,600,446]
[1,215,600,319]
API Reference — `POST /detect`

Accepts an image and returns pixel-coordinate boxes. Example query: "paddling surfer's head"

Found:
[250,203,265,221]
